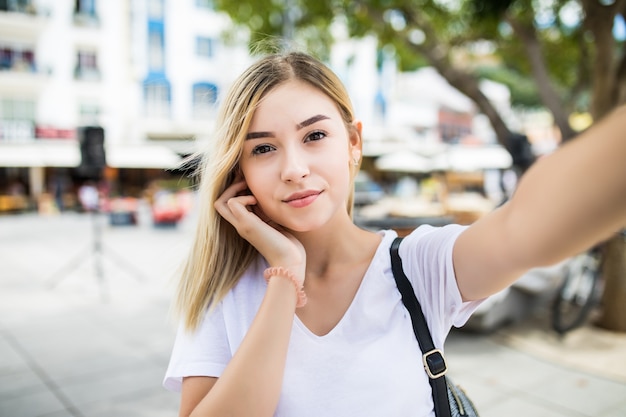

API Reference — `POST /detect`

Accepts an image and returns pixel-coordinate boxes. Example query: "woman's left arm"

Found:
[454,105,626,301]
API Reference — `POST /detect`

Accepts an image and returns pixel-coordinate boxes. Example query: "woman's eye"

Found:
[305,130,326,142]
[252,144,275,155]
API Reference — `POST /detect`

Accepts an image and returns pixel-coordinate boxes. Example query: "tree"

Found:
[469,0,626,332]
[214,0,626,331]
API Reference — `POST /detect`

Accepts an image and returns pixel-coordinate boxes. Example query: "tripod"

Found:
[45,210,146,302]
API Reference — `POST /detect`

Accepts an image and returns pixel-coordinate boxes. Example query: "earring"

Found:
[352,157,359,166]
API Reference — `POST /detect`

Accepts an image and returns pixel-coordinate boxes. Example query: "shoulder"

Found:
[371,224,467,268]
[396,224,466,267]
[402,223,468,248]
[391,224,478,339]
[395,223,468,282]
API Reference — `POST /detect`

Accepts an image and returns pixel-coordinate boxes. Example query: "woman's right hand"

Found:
[214,180,306,280]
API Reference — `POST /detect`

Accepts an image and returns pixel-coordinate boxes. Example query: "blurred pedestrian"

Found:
[163,51,626,417]
[78,182,99,212]
[49,169,70,212]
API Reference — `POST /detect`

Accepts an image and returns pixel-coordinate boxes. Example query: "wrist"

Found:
[264,266,307,308]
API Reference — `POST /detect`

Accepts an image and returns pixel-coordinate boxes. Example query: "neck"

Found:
[292,216,380,280]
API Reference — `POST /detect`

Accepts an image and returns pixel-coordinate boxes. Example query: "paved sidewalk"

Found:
[1,209,625,417]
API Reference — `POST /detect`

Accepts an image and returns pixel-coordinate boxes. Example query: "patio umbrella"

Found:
[446,145,512,171]
[374,151,436,173]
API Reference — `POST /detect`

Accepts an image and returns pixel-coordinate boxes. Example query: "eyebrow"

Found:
[245,114,330,140]
[297,114,330,129]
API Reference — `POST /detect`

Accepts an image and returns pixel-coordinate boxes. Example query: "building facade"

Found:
[0,0,251,212]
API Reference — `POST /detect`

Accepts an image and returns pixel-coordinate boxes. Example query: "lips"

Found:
[283,190,322,208]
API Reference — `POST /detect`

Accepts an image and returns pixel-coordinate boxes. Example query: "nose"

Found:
[280,147,310,182]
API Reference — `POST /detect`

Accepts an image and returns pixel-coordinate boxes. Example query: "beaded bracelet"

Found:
[263,266,307,308]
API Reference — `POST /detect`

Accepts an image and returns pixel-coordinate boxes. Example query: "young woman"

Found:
[163,51,626,417]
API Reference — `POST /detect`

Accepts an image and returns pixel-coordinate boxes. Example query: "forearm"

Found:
[190,278,297,417]
[456,106,626,300]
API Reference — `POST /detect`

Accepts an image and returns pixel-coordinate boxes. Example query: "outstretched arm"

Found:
[454,105,626,301]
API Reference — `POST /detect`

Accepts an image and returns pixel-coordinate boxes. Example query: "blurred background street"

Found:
[1,207,625,417]
[2,0,626,416]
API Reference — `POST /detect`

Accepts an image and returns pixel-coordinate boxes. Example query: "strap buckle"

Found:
[422,348,448,379]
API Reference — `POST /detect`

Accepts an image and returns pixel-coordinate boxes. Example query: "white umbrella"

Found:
[446,145,512,171]
[374,145,513,174]
[374,151,435,173]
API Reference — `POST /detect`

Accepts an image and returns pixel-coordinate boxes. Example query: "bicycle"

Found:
[550,245,603,335]
[551,229,626,335]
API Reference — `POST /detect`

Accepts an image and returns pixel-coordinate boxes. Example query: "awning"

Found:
[445,145,513,171]
[0,142,81,167]
[375,144,512,173]
[105,144,182,169]
[375,151,435,173]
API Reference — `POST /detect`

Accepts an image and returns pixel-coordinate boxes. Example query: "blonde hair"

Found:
[174,51,359,331]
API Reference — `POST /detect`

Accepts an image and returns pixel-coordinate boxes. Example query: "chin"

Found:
[281,218,329,234]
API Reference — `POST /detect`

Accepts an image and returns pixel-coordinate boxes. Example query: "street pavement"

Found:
[1,202,625,417]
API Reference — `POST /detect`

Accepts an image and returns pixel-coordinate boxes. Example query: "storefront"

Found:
[0,141,186,214]
[0,140,81,212]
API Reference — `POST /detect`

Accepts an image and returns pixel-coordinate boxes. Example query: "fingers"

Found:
[214,181,306,270]
[216,181,247,204]
[226,195,258,221]
[214,181,258,227]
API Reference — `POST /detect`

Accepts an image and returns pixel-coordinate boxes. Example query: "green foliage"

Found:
[214,0,605,116]
[214,0,336,59]
[476,66,542,108]
[470,0,516,18]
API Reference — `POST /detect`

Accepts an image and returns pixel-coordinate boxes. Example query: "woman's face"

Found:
[239,79,361,232]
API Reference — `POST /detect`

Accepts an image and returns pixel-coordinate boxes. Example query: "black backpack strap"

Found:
[390,237,451,417]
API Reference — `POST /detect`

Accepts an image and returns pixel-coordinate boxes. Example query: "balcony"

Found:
[74,66,101,82]
[0,68,48,93]
[73,11,99,28]
[0,4,48,41]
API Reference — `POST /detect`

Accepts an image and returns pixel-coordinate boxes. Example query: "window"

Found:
[74,0,96,16]
[0,46,35,72]
[79,102,101,125]
[0,99,35,142]
[75,50,100,81]
[196,37,214,58]
[144,80,171,119]
[1,99,35,120]
[1,0,33,13]
[196,0,214,9]
[148,0,164,19]
[192,82,218,119]
[148,26,165,71]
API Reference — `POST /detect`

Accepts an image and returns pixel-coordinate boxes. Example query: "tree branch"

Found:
[504,15,577,140]
[581,0,619,118]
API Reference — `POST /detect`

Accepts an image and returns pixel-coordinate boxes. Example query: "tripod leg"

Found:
[45,211,109,303]
[92,221,109,302]
[100,243,147,282]
[45,211,146,299]
[45,246,92,289]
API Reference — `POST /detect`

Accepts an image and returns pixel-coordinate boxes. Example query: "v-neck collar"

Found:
[293,230,396,339]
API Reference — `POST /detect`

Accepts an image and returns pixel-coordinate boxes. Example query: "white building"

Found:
[126,0,251,156]
[0,0,251,212]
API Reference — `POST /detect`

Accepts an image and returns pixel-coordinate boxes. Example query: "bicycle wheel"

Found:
[551,252,601,335]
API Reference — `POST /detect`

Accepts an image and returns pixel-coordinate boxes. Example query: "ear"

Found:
[349,120,363,162]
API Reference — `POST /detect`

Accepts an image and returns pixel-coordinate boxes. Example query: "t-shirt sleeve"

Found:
[398,224,483,347]
[162,301,232,392]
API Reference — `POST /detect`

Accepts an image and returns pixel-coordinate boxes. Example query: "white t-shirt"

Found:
[163,225,482,417]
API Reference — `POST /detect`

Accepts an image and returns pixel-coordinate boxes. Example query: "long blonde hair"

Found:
[174,51,360,331]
